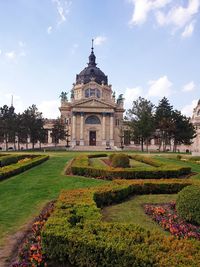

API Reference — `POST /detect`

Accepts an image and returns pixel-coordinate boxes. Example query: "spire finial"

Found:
[11,95,13,107]
[91,39,94,52]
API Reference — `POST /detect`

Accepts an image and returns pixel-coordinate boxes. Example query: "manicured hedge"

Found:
[0,154,49,181]
[42,180,200,267]
[0,154,37,167]
[70,154,191,180]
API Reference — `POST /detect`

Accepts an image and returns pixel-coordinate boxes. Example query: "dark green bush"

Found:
[111,153,130,168]
[88,154,107,158]
[176,185,200,225]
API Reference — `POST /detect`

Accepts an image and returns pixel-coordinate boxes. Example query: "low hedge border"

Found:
[69,154,191,180]
[0,154,38,167]
[0,154,49,181]
[42,180,200,267]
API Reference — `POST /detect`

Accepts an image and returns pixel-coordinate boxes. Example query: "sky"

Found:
[0,0,200,118]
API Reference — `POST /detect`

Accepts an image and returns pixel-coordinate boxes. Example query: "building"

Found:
[191,100,200,155]
[59,43,124,148]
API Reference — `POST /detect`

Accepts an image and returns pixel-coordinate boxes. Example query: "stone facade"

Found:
[191,100,200,155]
[59,46,124,148]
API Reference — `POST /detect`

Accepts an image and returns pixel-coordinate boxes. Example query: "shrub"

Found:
[111,153,130,168]
[108,153,116,162]
[189,156,200,162]
[0,154,36,167]
[176,185,200,225]
[42,181,200,267]
[177,155,182,160]
[0,155,49,181]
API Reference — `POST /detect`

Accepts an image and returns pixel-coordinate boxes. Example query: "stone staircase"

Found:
[72,145,115,151]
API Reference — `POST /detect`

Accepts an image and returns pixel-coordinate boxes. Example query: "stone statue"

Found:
[112,91,116,98]
[60,91,68,102]
[117,94,124,104]
[71,89,74,99]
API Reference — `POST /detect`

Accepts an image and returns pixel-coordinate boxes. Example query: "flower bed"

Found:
[69,154,191,180]
[12,202,54,267]
[41,180,200,267]
[0,154,49,181]
[144,202,200,240]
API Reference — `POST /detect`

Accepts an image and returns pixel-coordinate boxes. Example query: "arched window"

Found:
[85,89,90,98]
[85,115,101,124]
[197,110,200,116]
[85,88,101,98]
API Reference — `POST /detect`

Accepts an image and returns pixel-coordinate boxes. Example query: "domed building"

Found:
[191,100,200,155]
[59,43,125,148]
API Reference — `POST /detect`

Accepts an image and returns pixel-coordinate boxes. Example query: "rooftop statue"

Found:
[60,91,68,102]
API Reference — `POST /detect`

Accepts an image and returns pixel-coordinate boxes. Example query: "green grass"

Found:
[129,159,153,169]
[155,155,200,180]
[0,152,109,245]
[1,151,200,247]
[101,194,177,234]
[89,157,108,168]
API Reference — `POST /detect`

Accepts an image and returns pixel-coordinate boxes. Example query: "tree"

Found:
[171,110,196,152]
[50,118,66,147]
[21,105,44,149]
[154,97,174,152]
[0,105,17,150]
[126,97,155,151]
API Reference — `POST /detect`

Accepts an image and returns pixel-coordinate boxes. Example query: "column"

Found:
[48,130,51,144]
[80,112,84,146]
[72,112,76,146]
[110,113,114,146]
[102,113,106,145]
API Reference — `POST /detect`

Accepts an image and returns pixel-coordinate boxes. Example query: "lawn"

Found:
[101,194,177,234]
[0,152,109,245]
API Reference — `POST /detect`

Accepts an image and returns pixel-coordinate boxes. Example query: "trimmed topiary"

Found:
[111,153,130,168]
[176,185,200,225]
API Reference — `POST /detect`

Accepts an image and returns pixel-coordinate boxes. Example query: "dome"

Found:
[76,46,108,85]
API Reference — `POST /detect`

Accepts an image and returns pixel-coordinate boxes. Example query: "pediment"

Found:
[73,98,115,109]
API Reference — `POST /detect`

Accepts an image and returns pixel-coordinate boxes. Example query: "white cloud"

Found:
[38,100,60,118]
[5,51,16,60]
[182,81,196,92]
[124,86,143,110]
[129,0,171,26]
[182,21,195,38]
[181,99,198,117]
[93,36,107,46]
[52,0,71,25]
[47,26,53,34]
[147,75,173,97]
[0,49,2,56]
[129,0,200,37]
[156,0,200,30]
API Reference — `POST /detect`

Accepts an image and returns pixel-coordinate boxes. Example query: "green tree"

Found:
[50,118,66,147]
[171,110,196,152]
[155,97,174,151]
[126,97,155,151]
[0,105,17,150]
[21,105,44,149]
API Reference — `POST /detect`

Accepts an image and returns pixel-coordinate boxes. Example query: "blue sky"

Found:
[0,0,200,118]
